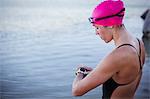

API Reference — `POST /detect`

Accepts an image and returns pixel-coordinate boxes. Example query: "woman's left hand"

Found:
[75,64,93,78]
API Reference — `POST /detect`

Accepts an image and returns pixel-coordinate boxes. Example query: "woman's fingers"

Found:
[76,64,93,71]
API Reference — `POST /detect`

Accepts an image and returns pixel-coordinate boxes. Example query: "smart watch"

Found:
[75,67,90,78]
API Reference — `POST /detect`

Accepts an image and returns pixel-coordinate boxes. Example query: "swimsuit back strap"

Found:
[137,38,142,70]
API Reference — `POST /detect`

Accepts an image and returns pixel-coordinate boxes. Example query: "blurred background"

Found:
[0,0,150,99]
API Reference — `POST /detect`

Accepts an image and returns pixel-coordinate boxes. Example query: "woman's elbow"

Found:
[72,88,84,96]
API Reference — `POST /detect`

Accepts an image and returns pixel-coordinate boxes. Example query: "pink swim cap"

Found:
[89,0,125,26]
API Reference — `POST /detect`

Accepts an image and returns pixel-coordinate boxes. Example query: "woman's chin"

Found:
[100,37,110,43]
[104,39,110,43]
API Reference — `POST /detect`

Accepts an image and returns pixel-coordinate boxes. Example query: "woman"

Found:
[72,0,145,99]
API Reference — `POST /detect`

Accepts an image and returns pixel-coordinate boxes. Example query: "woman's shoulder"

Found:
[104,45,138,67]
[109,45,136,60]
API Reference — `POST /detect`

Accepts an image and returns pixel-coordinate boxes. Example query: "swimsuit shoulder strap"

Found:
[116,40,142,70]
[117,43,137,50]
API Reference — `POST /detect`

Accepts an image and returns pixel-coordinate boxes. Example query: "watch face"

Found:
[80,67,86,72]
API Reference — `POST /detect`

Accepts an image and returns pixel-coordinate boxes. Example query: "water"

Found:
[0,0,150,99]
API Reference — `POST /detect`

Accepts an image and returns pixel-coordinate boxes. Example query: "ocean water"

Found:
[0,0,150,99]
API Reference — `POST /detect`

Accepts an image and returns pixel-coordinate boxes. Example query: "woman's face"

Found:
[94,24,113,43]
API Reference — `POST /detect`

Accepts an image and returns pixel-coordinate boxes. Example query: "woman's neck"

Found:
[113,26,132,47]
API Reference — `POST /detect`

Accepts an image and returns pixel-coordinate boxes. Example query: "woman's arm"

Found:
[72,50,124,96]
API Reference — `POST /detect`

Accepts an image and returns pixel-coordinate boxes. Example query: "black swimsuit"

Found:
[102,38,142,99]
